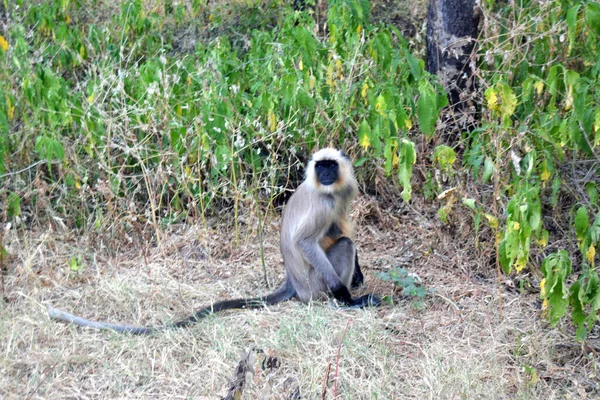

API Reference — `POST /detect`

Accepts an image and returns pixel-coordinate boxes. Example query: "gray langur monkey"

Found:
[48,148,380,334]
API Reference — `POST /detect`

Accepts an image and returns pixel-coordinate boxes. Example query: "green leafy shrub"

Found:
[0,0,443,231]
[377,266,427,304]
[466,0,600,338]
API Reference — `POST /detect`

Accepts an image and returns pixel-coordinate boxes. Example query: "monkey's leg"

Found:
[351,252,364,289]
[326,238,379,308]
[325,237,355,288]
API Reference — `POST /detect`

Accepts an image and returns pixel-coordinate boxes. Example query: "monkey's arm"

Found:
[297,237,359,305]
[297,240,378,308]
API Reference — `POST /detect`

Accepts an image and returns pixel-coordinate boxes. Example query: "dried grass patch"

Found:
[0,207,596,399]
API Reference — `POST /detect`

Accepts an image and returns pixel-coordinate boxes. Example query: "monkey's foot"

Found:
[349,294,380,308]
[329,294,381,309]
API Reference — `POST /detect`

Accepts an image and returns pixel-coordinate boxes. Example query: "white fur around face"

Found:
[305,148,356,195]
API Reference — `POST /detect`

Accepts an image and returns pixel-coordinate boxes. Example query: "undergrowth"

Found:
[0,0,599,341]
[0,0,442,237]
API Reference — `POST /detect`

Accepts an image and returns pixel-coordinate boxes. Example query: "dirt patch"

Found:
[0,196,596,399]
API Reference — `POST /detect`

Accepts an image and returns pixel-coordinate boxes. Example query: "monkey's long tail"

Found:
[47,279,296,335]
[47,306,156,334]
[171,279,296,328]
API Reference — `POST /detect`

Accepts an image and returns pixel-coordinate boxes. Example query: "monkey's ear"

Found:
[340,150,350,160]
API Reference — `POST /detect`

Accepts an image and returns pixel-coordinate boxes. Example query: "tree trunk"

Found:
[426,0,479,142]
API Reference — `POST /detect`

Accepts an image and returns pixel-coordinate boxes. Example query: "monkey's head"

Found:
[306,148,357,195]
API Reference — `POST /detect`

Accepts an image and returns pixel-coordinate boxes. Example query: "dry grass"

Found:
[0,198,597,399]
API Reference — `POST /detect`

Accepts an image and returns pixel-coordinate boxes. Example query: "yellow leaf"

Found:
[540,169,550,182]
[357,25,362,35]
[359,133,370,149]
[176,104,182,116]
[541,298,548,314]
[75,180,81,189]
[537,234,548,248]
[513,221,521,231]
[515,255,527,272]
[0,35,8,52]
[392,152,399,166]
[530,369,538,385]
[564,86,573,111]
[7,104,14,120]
[335,59,343,78]
[309,75,316,90]
[540,278,546,297]
[405,118,412,130]
[361,82,368,98]
[500,86,517,118]
[267,109,277,132]
[484,214,499,229]
[65,14,71,24]
[87,94,94,104]
[534,81,544,96]
[186,76,192,85]
[298,58,303,71]
[485,89,500,112]
[326,63,334,87]
[375,95,387,116]
[586,245,596,265]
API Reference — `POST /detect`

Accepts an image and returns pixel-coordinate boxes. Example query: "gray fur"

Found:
[280,148,358,302]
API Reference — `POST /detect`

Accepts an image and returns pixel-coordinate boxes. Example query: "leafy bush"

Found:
[467,0,600,338]
[0,0,443,231]
[377,266,427,304]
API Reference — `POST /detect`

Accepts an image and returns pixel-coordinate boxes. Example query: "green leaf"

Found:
[585,183,598,205]
[7,192,21,217]
[482,157,494,183]
[353,157,368,167]
[570,279,586,340]
[417,79,437,137]
[433,145,456,172]
[35,136,65,162]
[358,120,371,150]
[404,49,422,81]
[528,201,542,231]
[575,206,589,241]
[297,90,315,111]
[462,198,476,211]
[590,212,600,244]
[498,241,511,274]
[586,2,600,36]
[566,4,581,55]
[398,139,416,202]
[542,250,572,326]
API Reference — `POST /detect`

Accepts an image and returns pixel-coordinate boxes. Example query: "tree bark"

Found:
[426,0,479,141]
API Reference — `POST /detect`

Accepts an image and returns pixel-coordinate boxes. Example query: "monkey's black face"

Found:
[315,160,339,186]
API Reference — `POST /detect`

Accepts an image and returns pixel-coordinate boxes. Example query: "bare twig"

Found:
[321,362,331,400]
[333,318,352,399]
[0,188,6,299]
[0,160,46,179]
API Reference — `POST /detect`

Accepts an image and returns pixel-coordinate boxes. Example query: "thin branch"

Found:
[0,160,46,179]
[333,318,352,399]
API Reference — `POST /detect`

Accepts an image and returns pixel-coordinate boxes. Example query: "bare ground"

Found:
[0,196,597,399]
